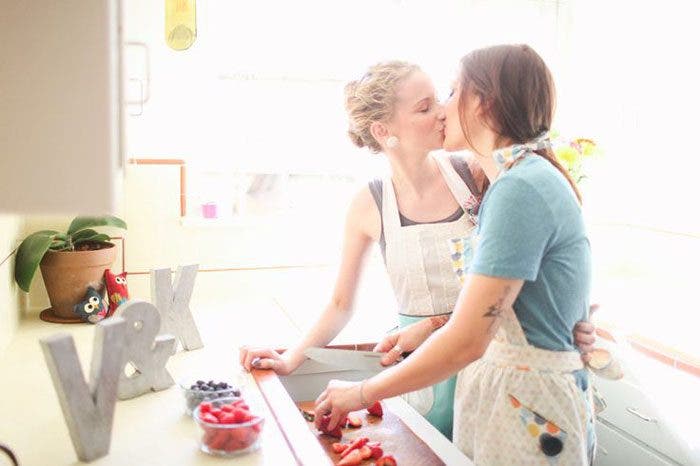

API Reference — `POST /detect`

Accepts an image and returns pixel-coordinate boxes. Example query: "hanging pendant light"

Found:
[165,0,196,51]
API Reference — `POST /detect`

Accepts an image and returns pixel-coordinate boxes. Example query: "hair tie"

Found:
[492,132,551,171]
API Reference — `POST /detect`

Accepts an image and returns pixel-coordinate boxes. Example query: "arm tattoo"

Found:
[482,286,511,336]
[428,314,450,330]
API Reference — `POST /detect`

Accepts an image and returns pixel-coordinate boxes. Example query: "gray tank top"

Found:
[369,155,481,260]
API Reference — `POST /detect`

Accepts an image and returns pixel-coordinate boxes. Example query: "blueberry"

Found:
[196,380,205,386]
[190,384,197,390]
[233,389,241,397]
[207,380,215,386]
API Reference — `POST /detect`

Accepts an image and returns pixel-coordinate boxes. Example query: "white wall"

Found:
[0,215,23,351]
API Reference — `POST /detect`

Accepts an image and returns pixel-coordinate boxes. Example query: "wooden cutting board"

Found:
[296,401,445,466]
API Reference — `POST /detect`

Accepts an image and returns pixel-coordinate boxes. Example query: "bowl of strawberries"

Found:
[193,397,264,457]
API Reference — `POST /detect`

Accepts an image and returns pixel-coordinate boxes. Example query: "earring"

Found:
[386,136,399,149]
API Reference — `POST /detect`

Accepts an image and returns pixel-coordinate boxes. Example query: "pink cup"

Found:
[202,202,218,219]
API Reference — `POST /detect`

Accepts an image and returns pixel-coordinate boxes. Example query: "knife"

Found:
[304,347,409,372]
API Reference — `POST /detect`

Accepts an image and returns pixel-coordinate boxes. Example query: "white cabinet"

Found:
[595,420,677,466]
[0,0,123,214]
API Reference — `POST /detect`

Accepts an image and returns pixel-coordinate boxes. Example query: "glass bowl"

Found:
[179,379,241,415]
[193,397,265,457]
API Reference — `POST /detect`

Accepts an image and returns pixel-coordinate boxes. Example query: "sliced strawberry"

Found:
[210,408,223,419]
[207,430,229,450]
[331,442,348,454]
[359,445,372,460]
[232,407,253,423]
[199,402,213,414]
[345,414,362,428]
[219,413,236,424]
[370,445,384,459]
[200,412,219,424]
[367,401,383,417]
[375,455,397,466]
[318,415,343,439]
[366,441,381,448]
[337,449,363,466]
[340,437,369,458]
[220,404,235,413]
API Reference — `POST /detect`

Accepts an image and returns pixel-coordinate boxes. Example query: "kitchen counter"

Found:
[0,316,300,466]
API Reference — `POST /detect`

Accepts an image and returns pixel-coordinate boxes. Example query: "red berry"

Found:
[317,415,342,439]
[367,401,383,417]
[340,437,369,458]
[370,445,384,459]
[232,407,253,423]
[359,445,372,460]
[345,414,362,428]
[219,413,236,424]
[200,413,219,424]
[199,402,212,414]
[331,442,348,454]
[376,455,397,466]
[337,449,363,466]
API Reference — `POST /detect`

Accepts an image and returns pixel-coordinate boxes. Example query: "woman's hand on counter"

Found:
[373,318,435,366]
[238,346,296,375]
[314,379,364,432]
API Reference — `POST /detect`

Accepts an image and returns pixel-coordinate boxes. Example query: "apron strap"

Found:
[433,153,475,211]
[381,176,402,238]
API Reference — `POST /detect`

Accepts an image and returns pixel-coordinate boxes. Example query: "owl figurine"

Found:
[73,287,109,324]
[104,269,129,316]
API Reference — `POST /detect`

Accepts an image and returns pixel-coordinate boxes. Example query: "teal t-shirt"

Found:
[470,155,591,386]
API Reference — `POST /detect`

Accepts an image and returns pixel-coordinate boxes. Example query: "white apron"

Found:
[383,153,477,438]
[453,303,593,465]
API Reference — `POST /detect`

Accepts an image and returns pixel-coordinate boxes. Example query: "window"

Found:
[126,0,700,361]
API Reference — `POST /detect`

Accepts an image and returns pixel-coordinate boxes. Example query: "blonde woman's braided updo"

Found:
[344,61,420,153]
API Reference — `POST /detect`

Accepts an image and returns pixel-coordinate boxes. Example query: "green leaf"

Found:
[67,216,127,235]
[74,233,111,245]
[71,229,99,242]
[49,240,69,251]
[14,231,58,292]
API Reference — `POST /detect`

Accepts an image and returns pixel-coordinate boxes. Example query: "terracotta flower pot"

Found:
[39,243,117,321]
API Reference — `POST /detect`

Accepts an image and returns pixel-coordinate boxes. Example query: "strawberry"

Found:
[210,408,223,419]
[219,413,236,424]
[345,414,362,428]
[370,445,384,459]
[332,442,348,454]
[375,455,397,466]
[337,449,363,466]
[227,426,256,451]
[200,412,219,424]
[366,441,381,448]
[340,437,369,458]
[232,407,253,423]
[199,402,213,414]
[367,401,383,417]
[359,445,372,460]
[207,430,229,450]
[318,415,343,439]
[220,404,235,413]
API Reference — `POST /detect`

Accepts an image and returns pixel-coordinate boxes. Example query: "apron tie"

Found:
[483,338,584,373]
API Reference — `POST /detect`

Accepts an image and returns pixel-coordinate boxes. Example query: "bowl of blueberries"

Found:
[180,379,241,416]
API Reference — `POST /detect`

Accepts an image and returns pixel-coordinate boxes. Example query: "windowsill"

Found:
[179,211,297,229]
[596,321,700,379]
